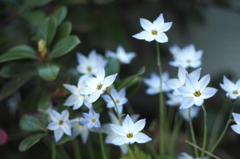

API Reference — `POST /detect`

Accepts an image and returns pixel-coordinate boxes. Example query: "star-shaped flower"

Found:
[132,13,172,43]
[220,76,240,100]
[143,71,172,95]
[105,45,136,64]
[110,114,152,145]
[76,50,107,76]
[71,117,89,144]
[169,44,203,69]
[178,74,218,109]
[102,87,128,115]
[166,93,183,106]
[63,75,92,110]
[179,106,201,121]
[47,109,72,142]
[178,152,207,159]
[80,108,101,129]
[79,67,118,103]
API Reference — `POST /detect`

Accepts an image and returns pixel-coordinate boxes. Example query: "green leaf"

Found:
[0,62,35,78]
[55,135,70,145]
[105,57,119,76]
[23,0,52,9]
[54,21,72,42]
[125,77,142,97]
[117,66,145,90]
[20,10,46,25]
[51,5,67,26]
[0,72,35,101]
[37,62,60,81]
[158,155,177,159]
[37,90,51,110]
[20,115,46,131]
[49,36,80,59]
[0,45,37,63]
[19,134,46,152]
[36,17,57,46]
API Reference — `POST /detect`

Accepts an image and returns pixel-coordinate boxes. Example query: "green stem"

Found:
[52,143,56,159]
[58,146,70,159]
[156,41,165,155]
[73,138,81,159]
[127,144,136,159]
[99,130,107,159]
[87,138,96,159]
[201,105,208,159]
[188,108,199,158]
[105,91,121,120]
[209,100,235,153]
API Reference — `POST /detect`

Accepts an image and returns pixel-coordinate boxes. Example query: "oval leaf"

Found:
[0,45,37,63]
[36,17,57,46]
[23,0,52,9]
[51,5,67,26]
[54,21,72,42]
[105,57,119,76]
[20,115,46,131]
[49,36,80,59]
[37,62,60,81]
[19,134,46,152]
[20,11,46,25]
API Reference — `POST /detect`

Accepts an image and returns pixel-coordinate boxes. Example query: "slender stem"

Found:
[52,143,56,159]
[87,138,96,159]
[73,138,81,159]
[105,91,121,120]
[156,41,165,155]
[209,101,235,153]
[58,146,71,159]
[201,105,208,159]
[127,144,136,159]
[188,108,199,158]
[99,129,107,159]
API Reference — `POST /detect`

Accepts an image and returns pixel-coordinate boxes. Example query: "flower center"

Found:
[233,91,238,94]
[126,133,133,138]
[115,100,120,104]
[194,91,201,97]
[92,118,96,122]
[186,59,191,63]
[151,30,158,35]
[59,120,63,125]
[87,67,92,72]
[97,84,103,90]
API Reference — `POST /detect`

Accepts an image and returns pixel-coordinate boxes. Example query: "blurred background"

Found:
[1,0,240,158]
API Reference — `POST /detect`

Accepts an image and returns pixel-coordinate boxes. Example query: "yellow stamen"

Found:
[233,91,238,94]
[59,120,63,125]
[126,133,133,138]
[194,91,201,97]
[92,118,96,122]
[87,67,92,72]
[151,30,158,35]
[97,84,103,90]
[115,100,120,104]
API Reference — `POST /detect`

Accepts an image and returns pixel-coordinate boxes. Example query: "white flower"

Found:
[47,109,72,142]
[178,74,218,109]
[80,108,101,129]
[178,152,208,159]
[102,87,128,115]
[102,112,139,154]
[143,71,172,95]
[179,106,201,121]
[231,113,240,134]
[166,93,183,106]
[169,44,203,69]
[132,13,172,43]
[79,67,118,103]
[71,117,89,144]
[165,66,201,95]
[63,75,92,110]
[110,114,152,145]
[76,50,107,76]
[105,45,136,64]
[220,76,240,100]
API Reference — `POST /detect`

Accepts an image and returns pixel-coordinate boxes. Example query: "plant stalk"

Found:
[201,105,208,159]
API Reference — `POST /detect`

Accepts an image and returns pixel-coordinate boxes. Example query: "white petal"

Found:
[132,31,150,40]
[178,66,187,84]
[47,122,59,130]
[165,79,182,89]
[231,125,240,134]
[122,115,134,133]
[85,77,98,87]
[119,145,128,154]
[146,88,159,95]
[180,97,195,109]
[145,34,155,42]
[103,73,118,87]
[54,128,64,142]
[223,76,235,90]
[72,97,84,110]
[63,84,78,94]
[79,87,96,95]
[201,87,218,99]
[189,68,202,80]
[232,113,240,125]
[111,136,128,145]
[198,74,210,92]
[61,123,71,136]
[193,97,204,106]
[140,18,153,32]
[102,94,111,102]
[96,67,105,82]
[49,109,61,122]
[178,86,195,97]
[64,94,79,106]
[88,91,101,103]
[76,53,88,66]
[61,110,69,121]
[118,88,126,98]
[110,87,118,99]
[185,74,199,90]
[153,13,164,27]
[158,22,172,32]
[133,132,152,143]
[133,119,146,135]
[155,33,168,43]
[80,128,89,144]
[110,124,126,136]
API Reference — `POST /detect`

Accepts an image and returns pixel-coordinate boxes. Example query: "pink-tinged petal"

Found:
[79,87,96,95]
[223,76,235,90]
[165,79,182,89]
[231,125,240,134]
[110,124,126,136]
[47,122,59,130]
[180,97,195,109]
[103,73,118,87]
[178,66,187,84]
[96,67,105,82]
[140,18,153,32]
[193,97,204,106]
[118,88,126,98]
[63,84,78,94]
[122,115,134,132]
[155,33,168,43]
[61,123,71,136]
[111,136,128,145]
[189,68,202,80]
[198,74,210,92]
[232,113,240,125]
[133,132,152,143]
[54,128,64,142]
[61,110,69,121]
[88,91,101,103]
[132,31,150,40]
[49,109,61,122]
[133,119,146,135]
[85,77,98,87]
[178,86,195,97]
[64,94,78,106]
[158,22,172,32]
[201,87,218,99]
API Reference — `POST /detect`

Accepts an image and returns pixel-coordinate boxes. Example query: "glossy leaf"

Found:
[55,135,70,145]
[19,134,46,152]
[49,36,80,59]
[20,115,46,131]
[51,5,67,26]
[105,57,119,76]
[37,62,60,81]
[0,45,37,63]
[36,17,57,46]
[23,0,52,9]
[54,21,72,42]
